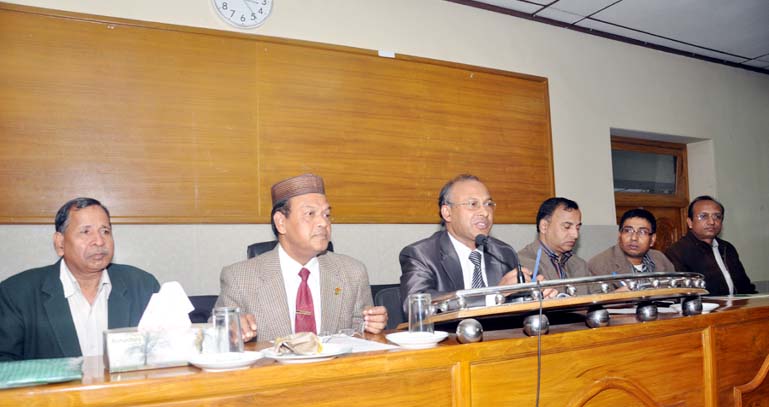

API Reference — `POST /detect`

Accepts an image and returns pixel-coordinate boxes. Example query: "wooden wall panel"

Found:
[0,3,553,224]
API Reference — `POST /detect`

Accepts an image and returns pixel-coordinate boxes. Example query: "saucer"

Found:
[262,343,352,364]
[189,351,264,372]
[385,331,449,349]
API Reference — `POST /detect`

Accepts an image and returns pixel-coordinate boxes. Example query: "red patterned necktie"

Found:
[295,267,317,334]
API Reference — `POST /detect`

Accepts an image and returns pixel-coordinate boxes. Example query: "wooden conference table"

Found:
[3,297,769,406]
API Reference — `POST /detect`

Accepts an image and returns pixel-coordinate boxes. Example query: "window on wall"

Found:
[612,150,677,194]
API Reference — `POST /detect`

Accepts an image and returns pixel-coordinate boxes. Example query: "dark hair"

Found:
[55,197,111,233]
[619,208,657,234]
[687,195,725,219]
[437,174,481,225]
[270,199,292,237]
[535,197,579,232]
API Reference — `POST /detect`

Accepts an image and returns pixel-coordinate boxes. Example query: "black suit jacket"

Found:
[665,231,756,296]
[0,260,160,361]
[399,230,519,313]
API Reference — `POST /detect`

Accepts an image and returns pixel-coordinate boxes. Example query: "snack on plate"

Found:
[272,332,323,355]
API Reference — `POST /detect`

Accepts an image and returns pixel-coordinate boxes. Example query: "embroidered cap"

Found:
[271,174,326,206]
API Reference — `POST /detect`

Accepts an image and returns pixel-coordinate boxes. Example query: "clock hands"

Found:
[242,0,256,15]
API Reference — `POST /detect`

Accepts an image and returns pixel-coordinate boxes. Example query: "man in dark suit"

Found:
[0,197,159,361]
[399,174,526,313]
[665,196,756,296]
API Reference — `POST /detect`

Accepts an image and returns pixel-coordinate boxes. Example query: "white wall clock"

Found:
[212,0,273,29]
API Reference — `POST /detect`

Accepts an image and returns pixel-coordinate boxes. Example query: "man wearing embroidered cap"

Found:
[216,174,388,342]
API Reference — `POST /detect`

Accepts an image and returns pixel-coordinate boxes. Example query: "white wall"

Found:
[2,0,768,292]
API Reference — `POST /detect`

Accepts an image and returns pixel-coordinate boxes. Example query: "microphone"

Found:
[474,234,526,285]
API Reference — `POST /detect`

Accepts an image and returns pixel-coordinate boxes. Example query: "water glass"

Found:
[408,293,434,333]
[213,306,244,353]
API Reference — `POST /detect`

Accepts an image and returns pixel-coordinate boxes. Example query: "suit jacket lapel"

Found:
[107,267,130,329]
[484,240,507,286]
[612,245,630,273]
[439,231,465,290]
[318,254,342,334]
[259,249,293,336]
[41,261,81,357]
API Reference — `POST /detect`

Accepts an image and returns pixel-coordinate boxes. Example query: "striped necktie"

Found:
[469,251,485,288]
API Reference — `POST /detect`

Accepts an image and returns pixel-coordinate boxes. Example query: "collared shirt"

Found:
[447,232,487,289]
[632,253,656,273]
[539,241,572,279]
[278,244,321,333]
[712,239,735,295]
[59,260,111,357]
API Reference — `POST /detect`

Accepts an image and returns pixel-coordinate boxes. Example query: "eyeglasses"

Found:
[447,200,497,211]
[695,213,723,222]
[620,226,651,237]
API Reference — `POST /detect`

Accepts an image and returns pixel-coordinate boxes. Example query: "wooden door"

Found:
[616,206,685,252]
[612,137,689,254]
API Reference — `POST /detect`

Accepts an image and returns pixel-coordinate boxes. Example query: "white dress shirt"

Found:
[278,244,322,333]
[447,232,488,288]
[59,260,111,357]
[712,240,735,295]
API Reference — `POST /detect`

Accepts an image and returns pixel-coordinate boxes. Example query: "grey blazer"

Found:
[588,244,675,276]
[399,230,520,314]
[215,247,373,342]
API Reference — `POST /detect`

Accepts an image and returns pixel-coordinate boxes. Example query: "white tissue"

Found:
[138,281,194,333]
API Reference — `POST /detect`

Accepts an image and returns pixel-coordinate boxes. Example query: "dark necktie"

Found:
[295,267,316,334]
[469,251,485,288]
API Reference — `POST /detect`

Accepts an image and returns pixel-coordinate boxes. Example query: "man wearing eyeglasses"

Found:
[399,174,528,314]
[665,195,756,296]
[588,208,675,279]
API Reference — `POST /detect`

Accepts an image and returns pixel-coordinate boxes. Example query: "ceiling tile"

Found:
[535,7,584,24]
[590,0,769,59]
[577,19,750,64]
[537,7,585,24]
[472,0,544,14]
[743,59,769,68]
[547,0,622,17]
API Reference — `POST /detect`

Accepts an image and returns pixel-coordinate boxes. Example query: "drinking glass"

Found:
[408,293,434,333]
[213,306,244,353]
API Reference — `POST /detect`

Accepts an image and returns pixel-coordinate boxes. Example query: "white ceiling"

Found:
[451,0,769,74]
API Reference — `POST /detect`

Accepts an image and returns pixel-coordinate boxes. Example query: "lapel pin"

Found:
[334,287,342,296]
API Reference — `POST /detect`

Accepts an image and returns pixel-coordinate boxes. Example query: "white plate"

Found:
[670,302,719,314]
[188,351,264,372]
[262,343,352,364]
[385,331,449,350]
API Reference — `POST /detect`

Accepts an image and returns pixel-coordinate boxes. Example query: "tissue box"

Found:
[103,323,215,372]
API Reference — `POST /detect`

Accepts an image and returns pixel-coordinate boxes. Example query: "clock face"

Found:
[212,0,273,29]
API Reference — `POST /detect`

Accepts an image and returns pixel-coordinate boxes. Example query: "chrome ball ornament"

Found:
[681,296,703,316]
[456,319,483,343]
[636,303,658,322]
[523,314,550,336]
[585,307,610,328]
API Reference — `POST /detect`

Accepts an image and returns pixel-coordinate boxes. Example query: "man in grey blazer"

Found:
[0,197,159,360]
[216,174,387,343]
[588,208,675,278]
[518,197,592,295]
[399,174,528,313]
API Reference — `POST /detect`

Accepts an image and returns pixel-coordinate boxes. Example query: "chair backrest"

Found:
[188,295,218,323]
[246,240,334,259]
[372,285,404,330]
